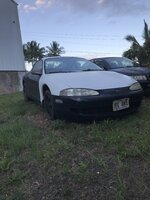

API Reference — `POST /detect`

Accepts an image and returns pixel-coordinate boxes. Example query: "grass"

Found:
[0,93,150,200]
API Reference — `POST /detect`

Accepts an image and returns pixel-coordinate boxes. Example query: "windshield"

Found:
[104,57,139,69]
[44,57,102,74]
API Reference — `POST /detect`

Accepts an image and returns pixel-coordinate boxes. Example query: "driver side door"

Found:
[27,60,43,102]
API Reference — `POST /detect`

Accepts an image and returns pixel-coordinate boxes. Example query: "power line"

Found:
[22,34,122,41]
[22,31,142,39]
[23,36,129,47]
[65,50,121,55]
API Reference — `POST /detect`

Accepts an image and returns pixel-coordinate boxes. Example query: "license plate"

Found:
[113,98,129,111]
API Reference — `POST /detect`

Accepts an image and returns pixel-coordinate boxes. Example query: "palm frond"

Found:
[23,41,45,62]
[143,20,149,40]
[46,41,65,56]
[125,35,141,47]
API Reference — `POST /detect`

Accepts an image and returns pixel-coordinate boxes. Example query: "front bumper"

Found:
[53,89,143,120]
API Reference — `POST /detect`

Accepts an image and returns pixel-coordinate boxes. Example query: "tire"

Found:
[44,90,56,120]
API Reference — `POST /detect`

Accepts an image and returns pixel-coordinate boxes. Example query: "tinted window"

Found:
[104,57,139,69]
[32,61,43,74]
[44,57,102,74]
[94,60,107,69]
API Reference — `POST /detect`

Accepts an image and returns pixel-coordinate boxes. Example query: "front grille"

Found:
[70,95,142,115]
[100,87,129,95]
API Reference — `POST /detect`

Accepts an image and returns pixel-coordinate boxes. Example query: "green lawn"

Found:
[0,93,150,200]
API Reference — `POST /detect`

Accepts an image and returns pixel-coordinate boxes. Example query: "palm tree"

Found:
[123,20,150,66]
[23,41,45,63]
[123,48,137,60]
[46,41,65,56]
[143,21,150,66]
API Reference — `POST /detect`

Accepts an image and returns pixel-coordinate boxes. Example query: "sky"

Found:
[17,0,150,59]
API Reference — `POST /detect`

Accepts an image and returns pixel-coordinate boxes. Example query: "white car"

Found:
[23,57,143,120]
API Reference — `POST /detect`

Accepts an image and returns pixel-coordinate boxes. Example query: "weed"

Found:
[115,174,127,200]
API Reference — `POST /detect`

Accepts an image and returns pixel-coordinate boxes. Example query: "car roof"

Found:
[42,56,84,61]
[91,57,123,60]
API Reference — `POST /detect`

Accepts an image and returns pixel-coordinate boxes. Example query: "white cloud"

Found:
[20,0,150,16]
[23,4,38,12]
[21,0,54,12]
[35,0,46,7]
[56,0,150,16]
[97,0,105,4]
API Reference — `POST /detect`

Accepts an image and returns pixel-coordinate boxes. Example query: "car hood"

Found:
[41,71,137,95]
[112,67,150,76]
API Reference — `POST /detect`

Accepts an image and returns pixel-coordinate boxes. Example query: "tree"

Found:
[123,20,150,66]
[143,21,150,66]
[46,41,65,56]
[23,41,45,63]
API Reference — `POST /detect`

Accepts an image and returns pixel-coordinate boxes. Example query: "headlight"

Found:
[60,88,99,96]
[129,82,142,91]
[132,75,147,81]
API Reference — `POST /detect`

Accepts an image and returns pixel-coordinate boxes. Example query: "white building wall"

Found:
[0,0,25,71]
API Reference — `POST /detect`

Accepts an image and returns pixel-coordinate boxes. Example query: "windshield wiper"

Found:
[82,69,101,71]
[125,66,134,68]
[48,71,76,74]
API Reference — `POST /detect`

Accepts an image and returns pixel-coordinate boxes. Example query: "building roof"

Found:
[11,0,18,5]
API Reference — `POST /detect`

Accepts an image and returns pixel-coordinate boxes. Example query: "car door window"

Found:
[32,61,43,74]
[121,59,134,67]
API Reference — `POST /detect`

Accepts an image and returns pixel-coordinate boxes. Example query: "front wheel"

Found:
[44,90,56,120]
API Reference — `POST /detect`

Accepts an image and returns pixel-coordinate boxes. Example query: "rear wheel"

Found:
[44,90,55,120]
